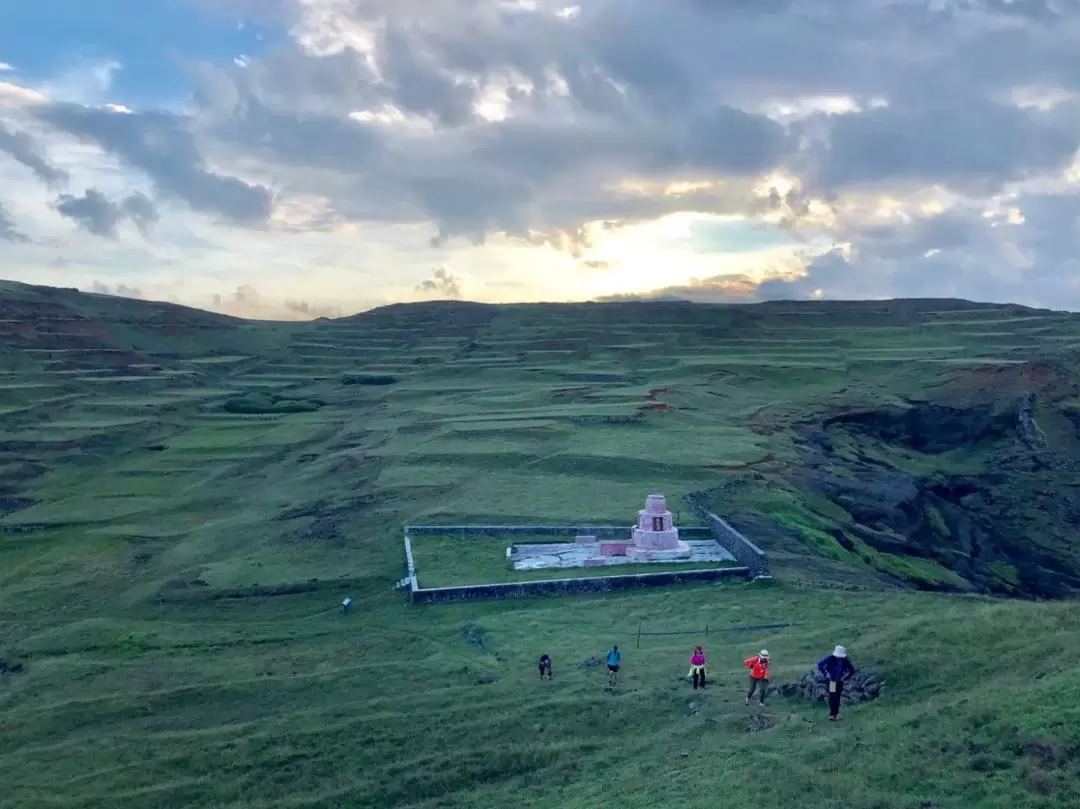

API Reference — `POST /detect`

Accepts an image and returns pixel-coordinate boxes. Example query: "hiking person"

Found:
[744,649,770,706]
[606,645,621,686]
[688,645,708,689]
[538,654,552,680]
[817,645,855,721]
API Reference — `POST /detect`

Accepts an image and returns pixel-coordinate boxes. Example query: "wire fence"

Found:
[634,620,795,647]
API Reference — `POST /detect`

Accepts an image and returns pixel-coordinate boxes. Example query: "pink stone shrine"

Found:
[593,494,692,562]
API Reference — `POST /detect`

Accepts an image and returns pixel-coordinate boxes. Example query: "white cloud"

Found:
[3,0,1080,312]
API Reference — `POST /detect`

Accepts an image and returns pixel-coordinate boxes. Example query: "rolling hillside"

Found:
[2,280,1080,808]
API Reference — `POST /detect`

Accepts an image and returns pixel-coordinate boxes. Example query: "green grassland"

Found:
[1,284,1080,807]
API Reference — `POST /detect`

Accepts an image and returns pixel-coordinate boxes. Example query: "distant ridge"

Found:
[0,277,1058,327]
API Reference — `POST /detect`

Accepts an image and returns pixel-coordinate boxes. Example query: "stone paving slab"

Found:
[511,539,736,570]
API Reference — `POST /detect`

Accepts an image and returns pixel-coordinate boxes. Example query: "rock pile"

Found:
[776,668,883,705]
[461,623,503,661]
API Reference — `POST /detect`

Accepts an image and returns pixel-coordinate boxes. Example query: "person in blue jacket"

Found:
[818,645,855,721]
[606,645,621,686]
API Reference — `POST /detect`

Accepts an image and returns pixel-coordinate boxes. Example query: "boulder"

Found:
[776,668,883,705]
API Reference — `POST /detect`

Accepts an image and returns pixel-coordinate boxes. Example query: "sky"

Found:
[1,1,1080,319]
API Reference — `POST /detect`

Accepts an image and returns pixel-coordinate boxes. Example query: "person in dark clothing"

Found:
[817,645,855,720]
[538,654,552,680]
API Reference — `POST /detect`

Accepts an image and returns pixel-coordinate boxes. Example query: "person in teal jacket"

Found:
[606,645,621,686]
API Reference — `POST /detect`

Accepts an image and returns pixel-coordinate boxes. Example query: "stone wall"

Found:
[409,565,749,603]
[403,535,419,596]
[405,524,714,538]
[682,495,770,578]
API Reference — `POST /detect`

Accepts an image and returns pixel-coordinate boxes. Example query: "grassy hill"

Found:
[2,280,1080,808]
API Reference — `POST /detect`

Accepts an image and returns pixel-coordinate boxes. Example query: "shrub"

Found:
[342,373,398,386]
[223,394,322,414]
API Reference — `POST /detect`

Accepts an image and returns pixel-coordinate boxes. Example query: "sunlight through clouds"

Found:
[1,0,1080,314]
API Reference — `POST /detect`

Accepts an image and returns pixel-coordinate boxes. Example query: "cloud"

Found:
[52,188,160,238]
[753,191,1080,308]
[0,202,29,242]
[284,298,343,318]
[120,192,161,234]
[601,270,783,304]
[803,96,1080,194]
[3,0,1080,310]
[207,284,346,319]
[180,0,1080,247]
[34,103,273,224]
[91,281,143,298]
[0,123,69,187]
[415,267,463,299]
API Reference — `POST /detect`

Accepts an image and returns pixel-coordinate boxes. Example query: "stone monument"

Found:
[591,493,692,563]
[630,493,690,560]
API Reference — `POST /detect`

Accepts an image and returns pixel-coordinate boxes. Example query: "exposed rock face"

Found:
[822,403,1011,454]
[1015,392,1050,463]
[776,669,883,705]
[776,394,1080,597]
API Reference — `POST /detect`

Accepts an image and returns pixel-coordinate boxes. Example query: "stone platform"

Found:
[511,539,736,571]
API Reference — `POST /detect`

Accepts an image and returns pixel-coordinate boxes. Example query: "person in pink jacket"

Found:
[687,645,708,689]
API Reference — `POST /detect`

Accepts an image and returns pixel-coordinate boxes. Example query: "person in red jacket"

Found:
[744,649,770,706]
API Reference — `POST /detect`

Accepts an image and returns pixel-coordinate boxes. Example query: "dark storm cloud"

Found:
[34,104,273,224]
[803,97,1080,193]
[52,188,160,238]
[0,123,68,187]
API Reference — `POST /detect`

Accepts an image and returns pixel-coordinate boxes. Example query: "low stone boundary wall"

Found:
[403,535,419,596]
[405,524,714,538]
[410,566,749,603]
[682,496,770,578]
[402,514,762,604]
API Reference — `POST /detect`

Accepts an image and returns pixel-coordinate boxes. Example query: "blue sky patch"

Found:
[684,219,796,254]
[0,0,283,106]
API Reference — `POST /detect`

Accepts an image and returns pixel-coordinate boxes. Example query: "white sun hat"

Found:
[833,645,847,658]
[759,649,770,659]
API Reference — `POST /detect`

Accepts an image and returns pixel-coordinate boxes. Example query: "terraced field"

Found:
[2,282,1080,808]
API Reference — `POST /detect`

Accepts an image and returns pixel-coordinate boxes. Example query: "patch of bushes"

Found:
[223,393,322,414]
[342,373,398,386]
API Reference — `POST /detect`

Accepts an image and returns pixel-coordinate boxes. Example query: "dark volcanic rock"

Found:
[822,404,1011,454]
[784,395,1080,597]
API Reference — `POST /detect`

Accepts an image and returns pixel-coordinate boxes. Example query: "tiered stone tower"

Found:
[595,493,692,562]
[628,493,690,560]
